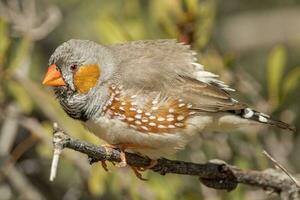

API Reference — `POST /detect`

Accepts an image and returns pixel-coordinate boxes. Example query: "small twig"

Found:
[50,123,300,199]
[0,0,61,40]
[0,104,19,156]
[49,123,65,181]
[263,150,300,188]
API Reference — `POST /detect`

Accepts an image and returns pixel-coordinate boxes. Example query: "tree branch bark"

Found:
[51,124,299,200]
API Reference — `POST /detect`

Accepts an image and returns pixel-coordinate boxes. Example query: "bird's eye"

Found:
[70,64,78,71]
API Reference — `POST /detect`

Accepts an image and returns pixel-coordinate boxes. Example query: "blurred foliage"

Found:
[0,0,299,200]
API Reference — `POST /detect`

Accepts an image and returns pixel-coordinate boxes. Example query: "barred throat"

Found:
[54,87,101,121]
[230,107,296,132]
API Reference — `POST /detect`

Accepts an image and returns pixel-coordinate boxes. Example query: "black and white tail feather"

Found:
[230,108,296,132]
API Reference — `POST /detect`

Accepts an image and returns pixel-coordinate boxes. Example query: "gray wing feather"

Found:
[109,39,244,112]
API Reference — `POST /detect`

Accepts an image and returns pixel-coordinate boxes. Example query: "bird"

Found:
[42,39,295,177]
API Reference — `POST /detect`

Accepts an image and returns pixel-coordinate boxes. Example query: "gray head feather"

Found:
[49,39,114,120]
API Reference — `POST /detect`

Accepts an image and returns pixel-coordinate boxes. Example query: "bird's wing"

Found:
[173,75,246,112]
[109,39,244,113]
[107,40,295,132]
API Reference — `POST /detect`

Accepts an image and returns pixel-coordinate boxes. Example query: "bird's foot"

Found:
[131,166,148,181]
[138,159,158,171]
[100,143,157,181]
[101,160,109,172]
[115,149,127,167]
[101,143,127,168]
[129,159,157,181]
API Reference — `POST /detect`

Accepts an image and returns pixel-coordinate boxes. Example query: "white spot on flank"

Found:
[151,106,158,111]
[115,90,120,94]
[175,123,184,127]
[107,100,113,106]
[129,107,136,111]
[149,116,156,120]
[152,100,158,105]
[168,125,176,129]
[141,118,148,123]
[259,115,268,123]
[145,112,151,116]
[129,124,137,129]
[141,126,149,131]
[157,117,165,122]
[187,104,192,108]
[115,97,120,101]
[167,114,174,118]
[178,99,184,102]
[113,112,119,116]
[121,102,126,106]
[169,108,175,113]
[158,125,166,129]
[149,122,156,127]
[179,103,185,108]
[177,115,185,121]
[131,102,137,106]
[111,106,115,110]
[131,95,137,99]
[119,106,125,111]
[135,120,142,125]
[136,109,143,114]
[243,108,254,119]
[127,117,134,122]
[167,118,174,122]
[189,111,196,115]
[135,114,142,119]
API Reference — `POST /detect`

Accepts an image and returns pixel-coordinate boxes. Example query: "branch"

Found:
[50,123,299,199]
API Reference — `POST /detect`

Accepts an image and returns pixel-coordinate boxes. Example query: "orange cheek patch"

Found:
[74,64,100,93]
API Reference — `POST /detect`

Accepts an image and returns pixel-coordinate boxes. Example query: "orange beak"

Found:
[42,64,66,86]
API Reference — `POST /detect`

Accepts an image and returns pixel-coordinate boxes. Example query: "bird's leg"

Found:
[115,147,127,167]
[101,161,109,172]
[131,166,148,181]
[101,143,127,168]
[100,143,156,180]
[128,158,158,181]
[99,144,118,172]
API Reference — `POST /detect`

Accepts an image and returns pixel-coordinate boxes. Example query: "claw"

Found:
[101,144,127,168]
[129,160,157,180]
[101,160,109,172]
[131,166,148,181]
[99,143,156,181]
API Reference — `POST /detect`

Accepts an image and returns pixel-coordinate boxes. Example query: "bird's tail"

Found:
[231,107,296,132]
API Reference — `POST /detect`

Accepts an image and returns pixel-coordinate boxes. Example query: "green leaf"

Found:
[267,45,287,108]
[0,19,10,65]
[282,66,300,98]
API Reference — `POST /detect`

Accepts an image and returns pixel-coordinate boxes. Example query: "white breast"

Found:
[84,116,197,158]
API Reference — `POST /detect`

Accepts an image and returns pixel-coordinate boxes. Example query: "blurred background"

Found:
[0,0,299,199]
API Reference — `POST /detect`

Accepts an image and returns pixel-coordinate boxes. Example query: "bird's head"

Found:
[42,39,115,94]
[42,39,116,120]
